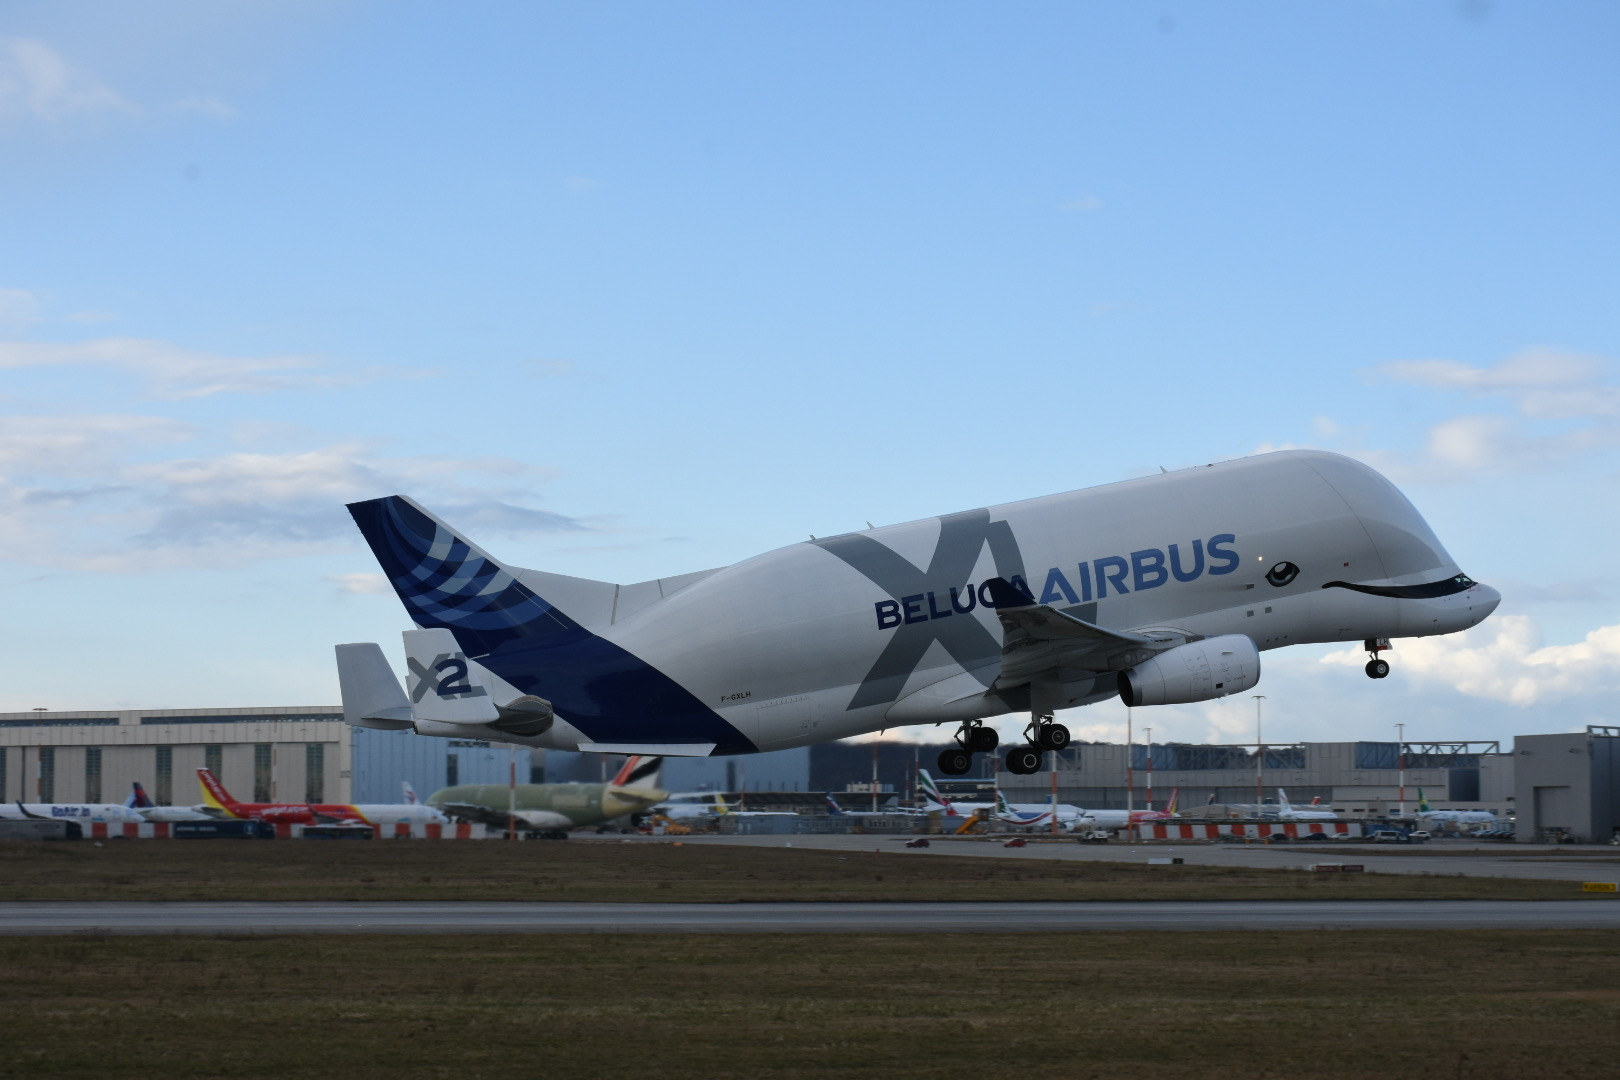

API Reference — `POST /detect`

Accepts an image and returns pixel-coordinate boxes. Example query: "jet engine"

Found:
[1117,634,1260,707]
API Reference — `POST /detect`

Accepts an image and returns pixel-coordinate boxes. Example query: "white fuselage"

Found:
[571,451,1497,752]
[1,803,145,824]
[356,450,1500,756]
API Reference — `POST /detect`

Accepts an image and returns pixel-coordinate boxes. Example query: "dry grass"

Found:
[0,839,1596,903]
[1,930,1617,1079]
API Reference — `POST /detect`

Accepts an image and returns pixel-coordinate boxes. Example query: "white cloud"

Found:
[0,38,139,127]
[1320,615,1620,707]
[66,310,116,325]
[0,287,42,329]
[326,572,390,595]
[1366,348,1620,482]
[1061,195,1102,212]
[0,413,195,472]
[0,337,341,399]
[169,94,236,120]
[0,422,585,573]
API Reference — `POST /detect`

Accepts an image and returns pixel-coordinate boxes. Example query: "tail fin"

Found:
[126,781,154,809]
[611,755,663,788]
[1417,788,1431,812]
[402,781,419,805]
[346,495,599,658]
[197,769,245,819]
[824,794,847,816]
[917,769,956,814]
[336,642,415,730]
[1164,788,1179,815]
[1278,788,1293,811]
[1310,795,1323,806]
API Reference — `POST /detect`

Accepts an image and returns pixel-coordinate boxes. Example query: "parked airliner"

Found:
[1276,789,1339,821]
[1416,788,1496,825]
[339,450,1499,779]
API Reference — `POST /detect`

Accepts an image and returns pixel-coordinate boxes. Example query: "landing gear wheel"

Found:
[1006,746,1043,775]
[967,726,1000,753]
[1034,723,1071,752]
[937,748,973,776]
[1365,658,1390,679]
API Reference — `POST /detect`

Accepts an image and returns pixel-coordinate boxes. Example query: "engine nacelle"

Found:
[1117,634,1261,707]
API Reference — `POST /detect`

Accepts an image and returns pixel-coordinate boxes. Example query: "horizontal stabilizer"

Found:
[578,742,717,757]
[335,643,414,730]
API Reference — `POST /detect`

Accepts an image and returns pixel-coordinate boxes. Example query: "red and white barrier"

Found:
[1132,821,1363,841]
[86,821,491,839]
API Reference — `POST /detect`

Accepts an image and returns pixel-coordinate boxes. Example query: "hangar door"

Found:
[1533,785,1576,841]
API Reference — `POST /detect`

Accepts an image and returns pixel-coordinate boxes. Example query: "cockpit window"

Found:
[1322,575,1477,600]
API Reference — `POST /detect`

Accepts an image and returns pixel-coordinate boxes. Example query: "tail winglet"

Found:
[336,642,415,731]
[403,628,501,725]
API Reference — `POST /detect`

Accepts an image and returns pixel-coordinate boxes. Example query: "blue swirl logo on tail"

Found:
[347,496,583,657]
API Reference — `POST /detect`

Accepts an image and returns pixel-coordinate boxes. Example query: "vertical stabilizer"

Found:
[610,755,663,789]
[346,495,593,657]
[197,769,245,819]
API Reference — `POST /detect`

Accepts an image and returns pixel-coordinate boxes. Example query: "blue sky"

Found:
[3,1,1617,750]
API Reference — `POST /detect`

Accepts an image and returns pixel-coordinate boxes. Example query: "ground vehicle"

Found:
[1408,830,1432,841]
[1369,830,1408,843]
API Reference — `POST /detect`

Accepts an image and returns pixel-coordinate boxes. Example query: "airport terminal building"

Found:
[2,707,1613,843]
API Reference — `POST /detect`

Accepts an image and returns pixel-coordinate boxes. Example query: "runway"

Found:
[4,899,1619,935]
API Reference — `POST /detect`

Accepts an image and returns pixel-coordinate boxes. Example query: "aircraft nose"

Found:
[1472,582,1502,625]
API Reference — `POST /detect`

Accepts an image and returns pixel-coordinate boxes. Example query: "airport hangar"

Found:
[0,708,1614,843]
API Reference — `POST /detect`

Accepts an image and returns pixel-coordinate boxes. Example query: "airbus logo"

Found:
[869,533,1241,630]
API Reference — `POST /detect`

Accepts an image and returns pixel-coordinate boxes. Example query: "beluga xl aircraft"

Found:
[336,450,1499,779]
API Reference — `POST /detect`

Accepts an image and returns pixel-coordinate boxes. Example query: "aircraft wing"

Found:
[434,802,511,828]
[435,802,574,832]
[985,578,1168,689]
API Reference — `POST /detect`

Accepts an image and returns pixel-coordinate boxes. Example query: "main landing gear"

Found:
[936,720,999,776]
[1364,637,1391,679]
[935,715,1070,777]
[1006,714,1069,775]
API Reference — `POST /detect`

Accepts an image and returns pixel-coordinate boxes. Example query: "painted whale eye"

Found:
[1266,561,1300,587]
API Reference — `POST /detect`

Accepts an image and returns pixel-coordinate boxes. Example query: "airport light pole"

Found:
[1050,747,1060,836]
[1125,707,1134,814]
[1396,722,1406,819]
[1252,696,1266,805]
[1145,726,1153,811]
[508,748,517,842]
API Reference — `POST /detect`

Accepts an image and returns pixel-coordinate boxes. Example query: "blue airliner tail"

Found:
[347,495,756,755]
[347,496,588,658]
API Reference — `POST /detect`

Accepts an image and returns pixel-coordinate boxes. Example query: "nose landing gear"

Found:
[1364,637,1391,679]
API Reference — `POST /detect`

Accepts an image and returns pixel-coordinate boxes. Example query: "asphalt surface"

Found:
[3,899,1620,935]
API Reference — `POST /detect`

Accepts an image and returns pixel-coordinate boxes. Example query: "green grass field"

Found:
[2,930,1617,1079]
[0,838,1600,902]
[2,840,1617,1078]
